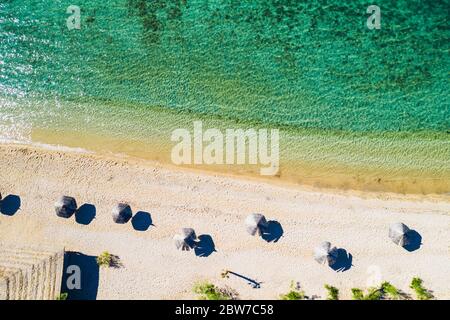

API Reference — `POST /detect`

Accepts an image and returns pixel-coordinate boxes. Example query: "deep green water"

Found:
[0,0,449,192]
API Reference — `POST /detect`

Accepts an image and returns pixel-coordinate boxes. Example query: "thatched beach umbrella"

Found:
[112,203,133,224]
[314,241,339,266]
[389,222,411,247]
[173,228,198,251]
[55,196,77,218]
[245,213,268,236]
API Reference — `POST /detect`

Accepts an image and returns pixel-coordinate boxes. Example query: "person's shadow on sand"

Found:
[75,204,96,225]
[0,195,21,216]
[131,211,154,231]
[61,251,99,300]
[330,248,353,272]
[224,271,262,289]
[262,220,283,243]
[194,235,216,257]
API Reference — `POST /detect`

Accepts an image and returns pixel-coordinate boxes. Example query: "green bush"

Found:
[366,287,383,300]
[96,251,112,268]
[351,287,383,300]
[352,282,406,300]
[324,285,339,300]
[410,277,433,300]
[280,281,306,300]
[193,282,235,300]
[56,293,68,300]
[280,290,305,300]
[381,282,401,300]
[351,288,365,300]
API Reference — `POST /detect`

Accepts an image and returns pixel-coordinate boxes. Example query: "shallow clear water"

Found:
[0,0,449,193]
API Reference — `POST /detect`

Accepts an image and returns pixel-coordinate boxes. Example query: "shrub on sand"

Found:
[381,282,401,300]
[280,281,306,300]
[193,282,237,300]
[410,277,433,300]
[351,288,365,300]
[324,285,339,300]
[351,287,383,300]
[56,293,68,300]
[352,282,406,300]
[96,251,112,268]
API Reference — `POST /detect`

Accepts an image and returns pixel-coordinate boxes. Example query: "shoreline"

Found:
[2,140,449,203]
[31,123,450,196]
[3,94,449,195]
[0,143,449,299]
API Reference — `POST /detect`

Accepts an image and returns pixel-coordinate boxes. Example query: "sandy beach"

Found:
[0,143,449,299]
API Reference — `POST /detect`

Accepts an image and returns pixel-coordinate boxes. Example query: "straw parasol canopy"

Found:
[173,228,198,251]
[314,241,339,266]
[245,213,268,236]
[389,222,411,247]
[112,203,133,224]
[55,196,77,218]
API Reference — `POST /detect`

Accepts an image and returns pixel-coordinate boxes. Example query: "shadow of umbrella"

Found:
[75,204,96,225]
[330,249,353,272]
[262,220,284,243]
[131,211,153,231]
[0,195,21,216]
[194,234,216,257]
[404,230,422,252]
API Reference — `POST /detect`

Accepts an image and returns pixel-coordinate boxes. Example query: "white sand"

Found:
[0,143,449,299]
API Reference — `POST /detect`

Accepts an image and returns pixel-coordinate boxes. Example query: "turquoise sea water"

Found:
[0,0,449,193]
